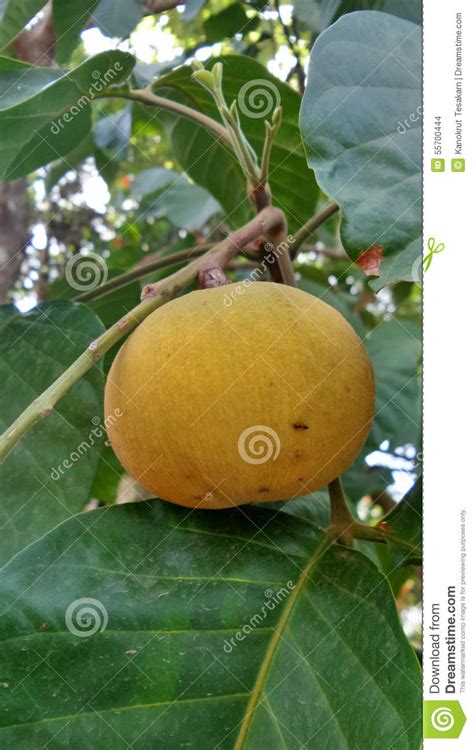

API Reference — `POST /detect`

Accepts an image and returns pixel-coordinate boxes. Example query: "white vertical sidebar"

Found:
[424,0,473,745]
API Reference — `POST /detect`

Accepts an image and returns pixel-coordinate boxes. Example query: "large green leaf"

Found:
[91,0,144,38]
[0,301,105,566]
[0,56,58,108]
[0,51,135,181]
[301,12,421,289]
[365,318,421,451]
[154,56,319,232]
[294,0,421,32]
[52,0,100,64]
[0,501,421,747]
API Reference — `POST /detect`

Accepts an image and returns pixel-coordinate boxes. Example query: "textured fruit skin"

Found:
[105,281,375,509]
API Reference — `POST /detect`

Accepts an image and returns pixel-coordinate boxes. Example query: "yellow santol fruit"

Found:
[105,281,375,509]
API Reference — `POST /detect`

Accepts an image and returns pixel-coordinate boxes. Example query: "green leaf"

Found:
[0,0,43,49]
[294,0,421,33]
[133,58,185,88]
[131,166,181,198]
[342,318,420,501]
[365,319,421,451]
[0,51,135,181]
[48,269,141,374]
[94,105,132,159]
[144,177,222,231]
[0,501,421,747]
[131,169,222,230]
[381,479,421,566]
[0,56,58,108]
[204,4,256,43]
[155,56,319,232]
[91,0,144,38]
[342,449,392,503]
[0,302,15,324]
[0,301,105,566]
[263,490,331,527]
[301,12,421,289]
[53,0,100,64]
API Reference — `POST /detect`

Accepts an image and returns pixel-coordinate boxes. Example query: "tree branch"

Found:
[75,245,214,302]
[0,207,286,463]
[290,201,340,258]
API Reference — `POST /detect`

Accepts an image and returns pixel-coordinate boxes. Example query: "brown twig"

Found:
[290,201,340,258]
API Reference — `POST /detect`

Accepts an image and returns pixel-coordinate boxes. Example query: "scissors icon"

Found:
[423,237,445,272]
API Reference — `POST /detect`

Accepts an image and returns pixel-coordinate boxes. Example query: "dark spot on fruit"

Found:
[294,450,302,460]
[257,486,270,493]
[293,422,309,430]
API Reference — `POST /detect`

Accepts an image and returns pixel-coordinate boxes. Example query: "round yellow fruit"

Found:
[105,281,375,509]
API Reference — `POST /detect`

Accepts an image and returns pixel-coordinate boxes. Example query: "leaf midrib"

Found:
[233,531,334,749]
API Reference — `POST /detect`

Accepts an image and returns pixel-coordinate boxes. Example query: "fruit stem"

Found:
[326,477,420,556]
[327,477,356,546]
[0,207,286,463]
